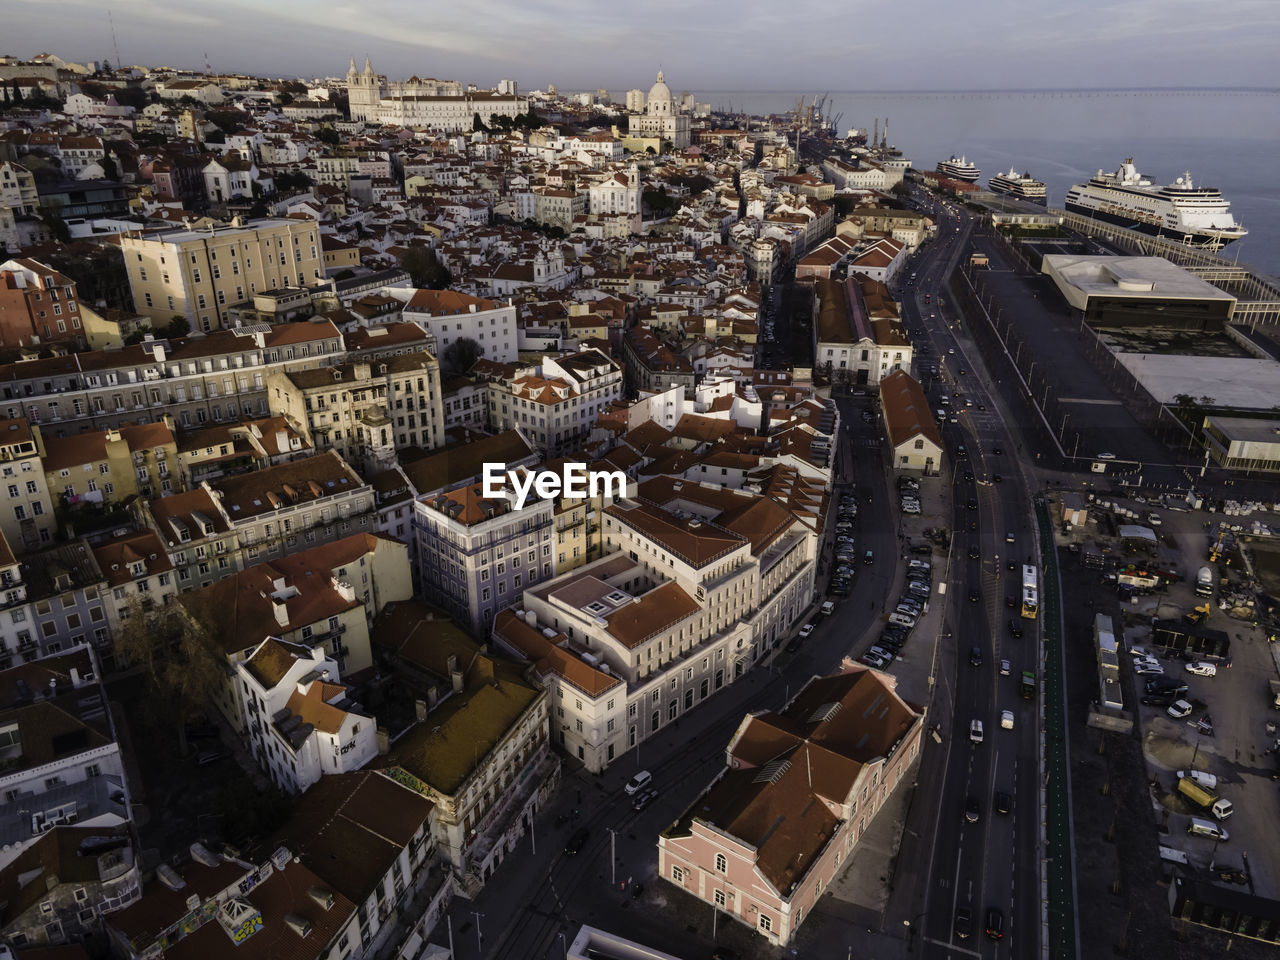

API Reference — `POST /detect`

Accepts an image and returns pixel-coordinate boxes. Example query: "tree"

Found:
[472,112,487,133]
[316,126,340,145]
[11,81,23,104]
[397,245,451,288]
[113,593,227,756]
[38,208,71,243]
[443,336,484,374]
[165,315,190,338]
[100,156,119,181]
[203,127,226,145]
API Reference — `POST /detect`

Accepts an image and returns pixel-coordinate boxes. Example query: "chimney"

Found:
[376,727,389,755]
[271,597,289,627]
[523,610,536,627]
[451,667,464,694]
[415,699,427,721]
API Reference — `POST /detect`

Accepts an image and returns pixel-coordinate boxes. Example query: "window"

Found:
[671,865,684,883]
[758,915,772,933]
[715,853,727,873]
[714,889,726,907]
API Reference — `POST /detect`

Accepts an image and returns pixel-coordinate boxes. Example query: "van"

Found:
[1185,661,1217,677]
[624,770,653,796]
[819,600,835,617]
[1187,817,1228,841]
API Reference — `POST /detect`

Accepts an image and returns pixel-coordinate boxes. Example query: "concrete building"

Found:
[1041,254,1237,331]
[120,218,326,331]
[16,541,112,664]
[91,528,180,641]
[811,275,912,387]
[185,532,412,735]
[658,666,923,946]
[486,350,623,457]
[1202,415,1280,474]
[236,636,377,794]
[879,370,944,474]
[0,257,85,349]
[267,352,445,474]
[398,288,518,364]
[142,486,240,592]
[0,417,55,552]
[376,601,554,887]
[40,419,179,508]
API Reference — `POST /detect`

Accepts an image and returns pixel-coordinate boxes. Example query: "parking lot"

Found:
[1053,486,1280,955]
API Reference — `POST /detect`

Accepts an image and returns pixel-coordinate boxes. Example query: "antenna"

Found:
[108,10,122,71]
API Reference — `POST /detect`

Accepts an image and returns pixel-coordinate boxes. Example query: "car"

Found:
[1167,700,1194,719]
[964,471,975,482]
[632,787,660,811]
[863,550,874,565]
[624,770,653,796]
[1000,659,1011,676]
[992,446,1003,455]
[1097,452,1116,460]
[861,652,888,669]
[1128,645,1153,659]
[1141,693,1177,707]
[948,348,955,355]
[1007,558,1017,571]
[968,545,980,559]
[564,827,590,855]
[968,589,980,603]
[869,645,896,662]
[994,791,1012,815]
[820,600,835,616]
[1008,619,1024,638]
[969,646,983,667]
[1146,679,1188,695]
[964,796,981,823]
[1005,595,1017,608]
[1186,661,1217,677]
[966,498,978,510]
[1000,709,1014,730]
[969,719,984,743]
[985,907,1004,941]
[1133,662,1164,676]
[1133,654,1161,668]
[1006,532,1016,543]
[798,624,815,639]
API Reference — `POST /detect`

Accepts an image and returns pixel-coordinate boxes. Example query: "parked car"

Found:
[1167,700,1194,719]
[1186,661,1218,677]
[861,652,888,669]
[1134,662,1164,676]
[624,770,653,796]
[798,624,815,639]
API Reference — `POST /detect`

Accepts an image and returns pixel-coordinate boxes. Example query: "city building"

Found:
[236,636,378,794]
[40,419,180,508]
[0,417,55,552]
[628,72,690,149]
[120,218,327,331]
[811,275,911,387]
[376,600,554,887]
[879,370,944,474]
[485,350,623,457]
[91,528,180,639]
[17,541,112,664]
[397,288,518,364]
[343,56,525,131]
[185,532,412,733]
[658,666,924,946]
[267,352,445,474]
[0,257,84,349]
[141,486,240,592]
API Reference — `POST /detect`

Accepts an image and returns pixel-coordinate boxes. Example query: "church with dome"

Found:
[627,71,691,149]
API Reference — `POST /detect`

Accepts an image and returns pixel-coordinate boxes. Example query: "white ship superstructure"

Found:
[1064,158,1246,249]
[988,167,1047,204]
[936,155,980,182]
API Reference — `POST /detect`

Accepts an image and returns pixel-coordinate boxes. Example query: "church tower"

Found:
[345,55,384,123]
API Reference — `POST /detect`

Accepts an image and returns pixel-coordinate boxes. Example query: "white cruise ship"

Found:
[988,167,1047,204]
[936,156,980,182]
[1064,158,1246,249]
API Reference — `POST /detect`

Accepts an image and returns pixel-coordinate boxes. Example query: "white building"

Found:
[588,168,641,217]
[628,72,691,149]
[236,636,378,794]
[486,349,623,457]
[397,288,518,364]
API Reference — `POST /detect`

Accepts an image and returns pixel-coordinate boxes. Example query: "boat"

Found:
[988,167,1047,204]
[936,155,980,182]
[1064,158,1246,249]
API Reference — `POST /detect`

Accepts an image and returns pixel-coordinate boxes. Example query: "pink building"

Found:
[658,665,923,945]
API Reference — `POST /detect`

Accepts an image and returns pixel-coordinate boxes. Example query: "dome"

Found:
[647,70,672,106]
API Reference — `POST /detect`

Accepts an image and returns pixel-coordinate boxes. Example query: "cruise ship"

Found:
[988,167,1047,204]
[936,156,980,182]
[1064,159,1247,249]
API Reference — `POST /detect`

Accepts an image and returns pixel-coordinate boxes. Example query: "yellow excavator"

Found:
[1184,603,1211,626]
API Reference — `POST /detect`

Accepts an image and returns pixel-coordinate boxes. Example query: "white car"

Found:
[1146,513,1162,526]
[798,624,815,638]
[1127,645,1153,659]
[861,652,888,669]
[1167,699,1193,719]
[1185,661,1217,677]
[869,645,896,662]
[1133,662,1164,676]
[969,719,984,743]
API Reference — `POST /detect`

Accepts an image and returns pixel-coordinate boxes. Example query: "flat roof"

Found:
[1205,415,1280,446]
[1117,354,1280,409]
[1042,255,1237,311]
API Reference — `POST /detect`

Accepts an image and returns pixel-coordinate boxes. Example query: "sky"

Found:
[7,0,1280,92]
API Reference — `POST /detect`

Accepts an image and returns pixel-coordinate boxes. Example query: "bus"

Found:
[1021,564,1039,620]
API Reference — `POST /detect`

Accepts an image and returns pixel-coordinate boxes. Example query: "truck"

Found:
[1177,776,1234,820]
[1020,671,1036,701]
[1196,565,1216,598]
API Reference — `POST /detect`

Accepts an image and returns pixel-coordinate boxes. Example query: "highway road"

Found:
[902,193,1045,959]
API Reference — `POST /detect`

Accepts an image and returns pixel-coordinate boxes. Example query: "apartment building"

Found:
[271,771,440,960]
[143,487,240,591]
[398,288,518,364]
[188,532,412,733]
[0,257,84,349]
[91,529,179,641]
[107,846,354,960]
[15,541,113,664]
[495,485,818,772]
[267,351,445,474]
[0,162,39,251]
[175,415,312,488]
[203,451,375,565]
[377,601,553,886]
[622,324,696,397]
[659,666,923,946]
[486,350,623,457]
[236,637,377,794]
[0,418,55,552]
[40,419,180,507]
[0,322,343,437]
[120,218,326,331]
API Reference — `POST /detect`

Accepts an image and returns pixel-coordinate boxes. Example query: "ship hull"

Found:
[1064,200,1243,249]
